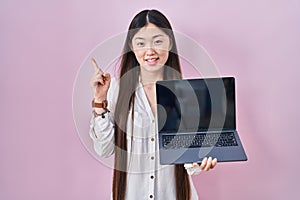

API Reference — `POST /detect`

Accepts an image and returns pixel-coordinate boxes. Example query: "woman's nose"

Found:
[145,47,155,55]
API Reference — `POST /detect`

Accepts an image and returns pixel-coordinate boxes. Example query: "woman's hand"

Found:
[184,157,217,175]
[197,157,217,171]
[90,58,111,101]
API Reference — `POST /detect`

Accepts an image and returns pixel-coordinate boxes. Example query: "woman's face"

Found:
[131,23,172,74]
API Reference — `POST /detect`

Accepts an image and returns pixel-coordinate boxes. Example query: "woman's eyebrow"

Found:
[134,37,145,40]
[153,34,165,39]
[134,34,165,40]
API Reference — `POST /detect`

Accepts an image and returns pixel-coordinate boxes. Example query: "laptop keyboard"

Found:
[162,132,238,149]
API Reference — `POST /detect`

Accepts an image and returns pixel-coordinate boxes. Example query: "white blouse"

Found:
[89,78,201,200]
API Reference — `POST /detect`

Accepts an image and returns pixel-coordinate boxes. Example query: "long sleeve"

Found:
[89,78,119,158]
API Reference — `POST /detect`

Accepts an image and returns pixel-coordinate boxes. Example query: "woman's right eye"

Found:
[136,42,144,47]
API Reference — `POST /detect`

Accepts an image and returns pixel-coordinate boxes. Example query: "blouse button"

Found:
[151,156,155,160]
[150,195,153,198]
[150,175,154,179]
[151,138,155,142]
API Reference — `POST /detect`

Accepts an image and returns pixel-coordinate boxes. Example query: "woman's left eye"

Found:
[154,40,163,45]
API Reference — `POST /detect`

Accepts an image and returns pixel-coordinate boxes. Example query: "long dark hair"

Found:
[113,9,191,200]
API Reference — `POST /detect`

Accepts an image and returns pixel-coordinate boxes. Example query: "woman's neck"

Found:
[140,68,164,86]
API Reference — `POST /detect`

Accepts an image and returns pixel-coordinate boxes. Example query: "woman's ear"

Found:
[127,37,134,51]
[169,38,173,51]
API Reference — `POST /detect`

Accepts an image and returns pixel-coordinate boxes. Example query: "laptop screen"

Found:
[156,77,236,133]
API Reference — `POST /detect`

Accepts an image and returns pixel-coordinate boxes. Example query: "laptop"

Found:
[156,77,247,165]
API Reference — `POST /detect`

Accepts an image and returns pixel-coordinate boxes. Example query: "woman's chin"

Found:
[141,64,164,73]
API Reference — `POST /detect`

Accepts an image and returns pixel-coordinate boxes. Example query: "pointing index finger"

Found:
[91,57,103,74]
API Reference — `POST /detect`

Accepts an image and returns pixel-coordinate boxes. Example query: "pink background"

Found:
[1,0,300,199]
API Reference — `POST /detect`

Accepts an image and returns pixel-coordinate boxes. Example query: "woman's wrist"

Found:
[92,98,110,118]
[94,96,107,103]
[94,108,106,113]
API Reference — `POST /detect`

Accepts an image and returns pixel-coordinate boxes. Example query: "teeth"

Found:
[146,58,157,62]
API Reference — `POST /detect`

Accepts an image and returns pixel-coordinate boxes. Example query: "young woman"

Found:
[89,9,217,200]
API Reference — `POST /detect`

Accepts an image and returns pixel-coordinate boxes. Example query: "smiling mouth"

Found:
[145,58,159,63]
